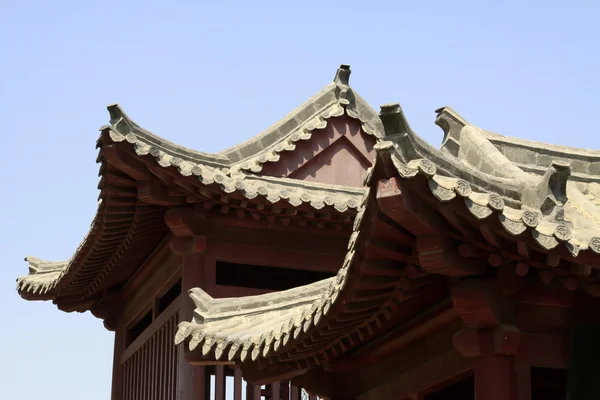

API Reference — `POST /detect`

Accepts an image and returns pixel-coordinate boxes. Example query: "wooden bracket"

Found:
[170,235,207,255]
[493,325,521,356]
[101,144,153,181]
[452,327,481,357]
[376,177,484,277]
[450,278,515,327]
[137,180,187,206]
[164,206,208,237]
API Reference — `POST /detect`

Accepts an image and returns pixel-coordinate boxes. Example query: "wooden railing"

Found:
[118,297,321,400]
[121,298,180,400]
[206,366,320,400]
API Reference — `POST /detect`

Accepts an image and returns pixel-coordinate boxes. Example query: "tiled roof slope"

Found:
[106,65,384,174]
[175,103,600,367]
[175,167,377,364]
[17,65,378,301]
[434,106,600,254]
[17,257,68,297]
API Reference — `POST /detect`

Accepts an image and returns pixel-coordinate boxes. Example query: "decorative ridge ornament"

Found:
[377,144,600,256]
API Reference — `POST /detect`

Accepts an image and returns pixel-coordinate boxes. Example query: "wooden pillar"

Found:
[111,328,126,400]
[234,368,243,400]
[514,365,531,400]
[176,240,207,400]
[474,329,516,400]
[451,279,521,400]
[566,323,600,400]
[166,206,209,400]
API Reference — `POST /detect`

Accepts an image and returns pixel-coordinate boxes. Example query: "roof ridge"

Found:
[225,65,385,174]
[376,141,600,256]
[105,104,230,168]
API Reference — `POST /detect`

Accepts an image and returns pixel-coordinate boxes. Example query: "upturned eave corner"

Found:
[16,256,68,299]
[174,278,336,364]
[171,161,383,370]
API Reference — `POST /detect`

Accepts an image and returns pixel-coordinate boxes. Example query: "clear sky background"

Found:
[1,0,599,399]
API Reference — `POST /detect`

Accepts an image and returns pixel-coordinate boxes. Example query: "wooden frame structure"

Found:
[16,65,600,400]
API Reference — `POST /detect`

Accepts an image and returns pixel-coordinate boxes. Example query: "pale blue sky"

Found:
[1,1,599,399]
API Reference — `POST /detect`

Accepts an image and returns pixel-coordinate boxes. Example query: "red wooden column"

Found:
[166,206,208,400]
[451,279,523,400]
[474,328,517,400]
[111,328,127,400]
[514,365,531,400]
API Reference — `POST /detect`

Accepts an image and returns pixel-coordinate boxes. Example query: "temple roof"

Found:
[16,65,600,344]
[174,103,600,373]
[433,106,600,253]
[16,65,378,305]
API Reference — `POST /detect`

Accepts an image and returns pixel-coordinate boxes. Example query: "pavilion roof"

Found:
[16,65,378,305]
[16,64,600,343]
[174,102,600,375]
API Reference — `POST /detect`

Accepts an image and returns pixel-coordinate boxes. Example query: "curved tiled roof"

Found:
[175,169,379,363]
[430,106,600,255]
[16,65,379,302]
[378,141,600,255]
[105,65,384,176]
[106,112,365,212]
[17,65,600,347]
[17,257,68,296]
[174,102,600,368]
[176,277,336,362]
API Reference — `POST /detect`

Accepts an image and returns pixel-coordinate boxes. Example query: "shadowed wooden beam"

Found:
[241,364,310,387]
[516,333,569,369]
[376,177,485,277]
[453,328,568,369]
[357,350,474,400]
[137,180,187,206]
[164,205,208,238]
[517,281,574,307]
[450,278,515,327]
[101,144,154,181]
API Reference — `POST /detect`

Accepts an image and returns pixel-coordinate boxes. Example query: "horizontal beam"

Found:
[358,350,473,400]
[516,333,569,369]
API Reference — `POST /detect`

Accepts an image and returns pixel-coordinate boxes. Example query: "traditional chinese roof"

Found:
[16,65,381,312]
[433,106,600,254]
[175,102,600,376]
